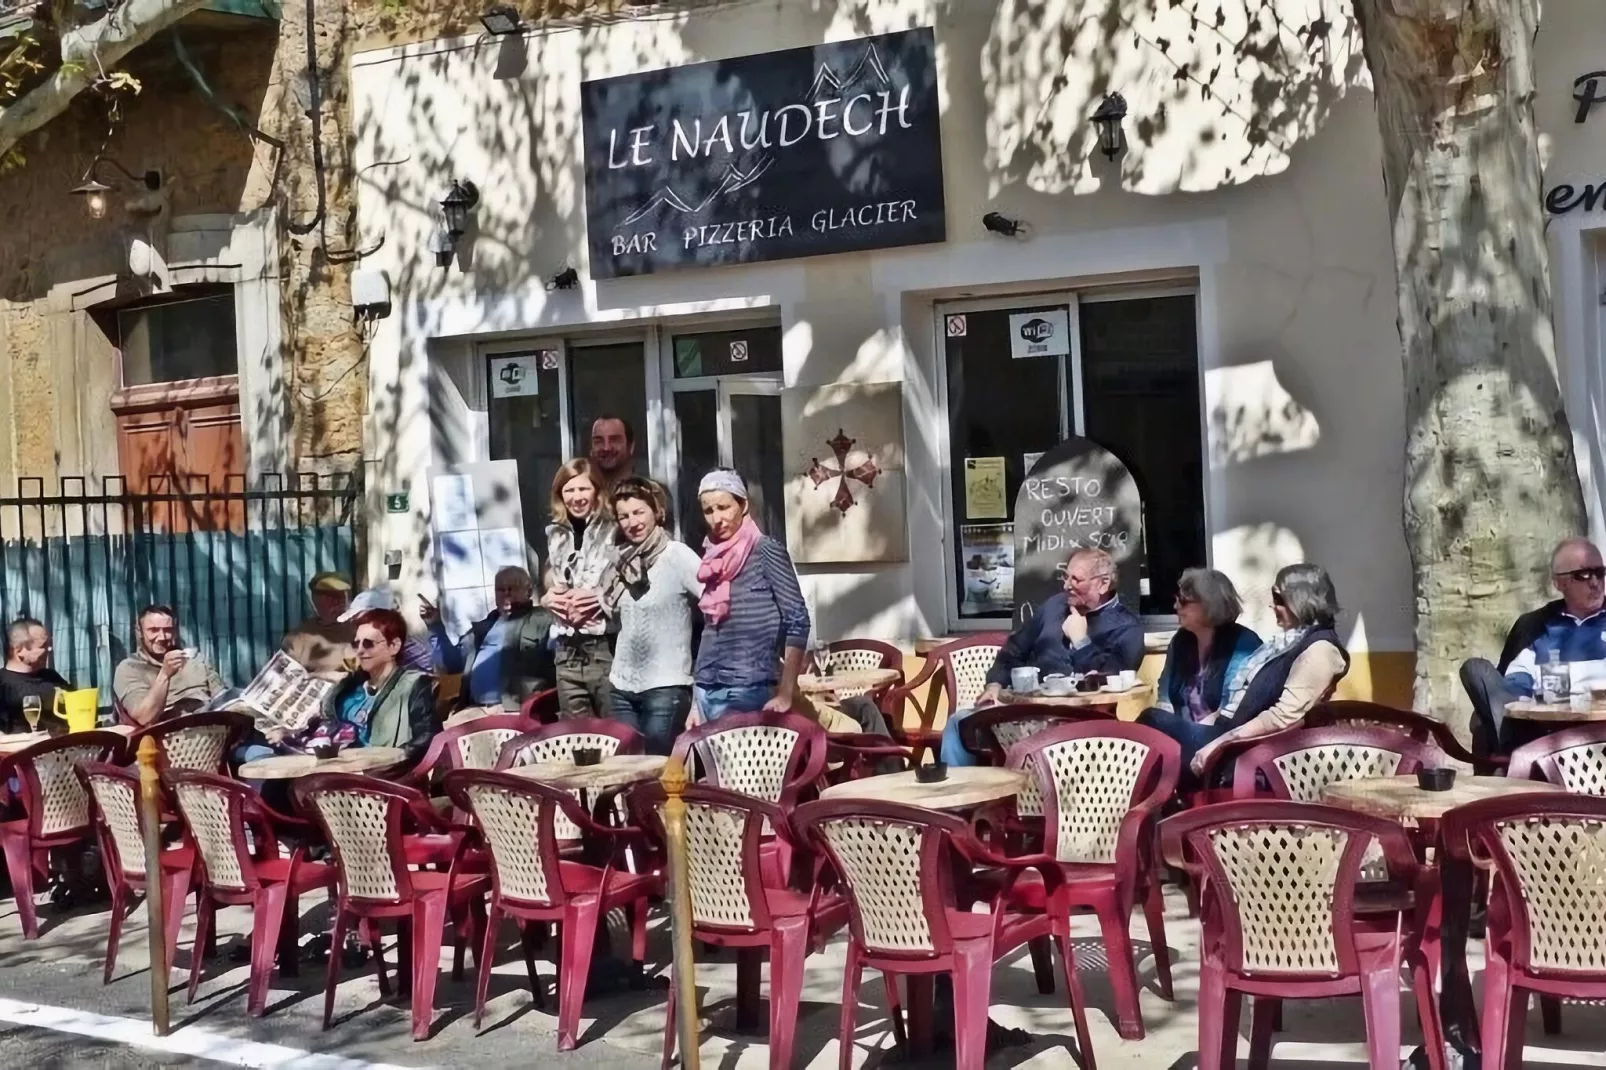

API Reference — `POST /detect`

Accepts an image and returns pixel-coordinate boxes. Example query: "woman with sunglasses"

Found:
[1147,568,1262,725]
[1140,562,1348,786]
[297,608,438,765]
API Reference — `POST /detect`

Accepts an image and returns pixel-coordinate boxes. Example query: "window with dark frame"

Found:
[944,293,1205,622]
[115,287,239,387]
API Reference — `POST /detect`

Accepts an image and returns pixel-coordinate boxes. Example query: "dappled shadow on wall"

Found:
[1207,360,1321,468]
[981,0,1364,197]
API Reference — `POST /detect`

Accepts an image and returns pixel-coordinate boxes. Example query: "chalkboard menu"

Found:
[1012,438,1146,626]
[579,29,946,278]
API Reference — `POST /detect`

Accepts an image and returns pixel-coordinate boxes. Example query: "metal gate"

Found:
[0,472,364,701]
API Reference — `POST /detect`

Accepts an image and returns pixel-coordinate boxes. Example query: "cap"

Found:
[309,571,352,593]
[338,587,395,622]
[697,467,749,501]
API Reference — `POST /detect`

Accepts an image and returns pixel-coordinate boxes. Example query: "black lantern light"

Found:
[1092,92,1128,160]
[440,179,480,240]
[479,4,523,36]
[70,155,161,220]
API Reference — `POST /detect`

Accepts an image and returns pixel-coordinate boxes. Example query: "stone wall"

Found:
[0,0,699,490]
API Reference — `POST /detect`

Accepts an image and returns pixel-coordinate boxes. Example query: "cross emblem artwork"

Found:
[807,428,880,514]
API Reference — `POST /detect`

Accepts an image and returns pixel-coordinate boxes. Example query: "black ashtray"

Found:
[1076,673,1105,693]
[1417,768,1457,792]
[916,762,948,784]
[573,747,602,767]
[311,742,339,760]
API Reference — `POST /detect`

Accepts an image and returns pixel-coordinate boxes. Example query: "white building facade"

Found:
[348,0,1606,701]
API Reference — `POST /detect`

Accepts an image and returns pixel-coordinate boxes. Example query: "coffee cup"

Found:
[1042,674,1074,696]
[1010,667,1040,695]
[1120,670,1139,690]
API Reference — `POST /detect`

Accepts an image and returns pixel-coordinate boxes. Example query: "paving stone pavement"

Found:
[0,886,1601,1068]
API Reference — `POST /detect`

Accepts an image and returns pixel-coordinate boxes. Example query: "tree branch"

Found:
[0,0,210,160]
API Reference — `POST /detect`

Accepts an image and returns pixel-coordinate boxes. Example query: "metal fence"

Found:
[0,473,364,702]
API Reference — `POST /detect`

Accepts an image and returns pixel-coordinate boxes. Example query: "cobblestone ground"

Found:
[0,886,1601,1068]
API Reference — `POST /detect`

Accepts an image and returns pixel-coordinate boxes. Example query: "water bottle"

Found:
[1540,649,1569,704]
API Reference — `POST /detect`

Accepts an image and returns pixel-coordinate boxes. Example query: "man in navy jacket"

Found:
[940,548,1145,765]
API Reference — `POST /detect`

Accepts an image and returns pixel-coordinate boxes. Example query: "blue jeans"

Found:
[693,684,772,723]
[940,710,981,767]
[1136,707,1232,790]
[610,686,692,755]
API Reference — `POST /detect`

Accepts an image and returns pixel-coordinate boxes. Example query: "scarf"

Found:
[697,516,763,625]
[1217,626,1309,721]
[602,526,670,611]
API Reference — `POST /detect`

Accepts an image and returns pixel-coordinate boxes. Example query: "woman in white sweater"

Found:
[600,477,703,754]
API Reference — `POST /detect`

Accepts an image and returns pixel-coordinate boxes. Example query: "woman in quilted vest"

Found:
[542,458,619,718]
[1140,563,1349,786]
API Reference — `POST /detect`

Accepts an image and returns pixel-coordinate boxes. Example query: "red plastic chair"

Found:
[795,797,1094,1070]
[1007,721,1179,1040]
[1507,721,1606,790]
[1232,725,1441,802]
[644,783,849,1070]
[76,762,193,983]
[1160,800,1438,1070]
[1442,793,1606,1068]
[821,639,904,705]
[517,687,562,725]
[295,773,489,1041]
[1306,700,1495,773]
[959,703,1116,767]
[444,770,659,1051]
[404,714,540,813]
[169,770,334,1015]
[823,734,914,784]
[670,711,827,808]
[0,731,126,938]
[126,710,253,773]
[880,636,1006,763]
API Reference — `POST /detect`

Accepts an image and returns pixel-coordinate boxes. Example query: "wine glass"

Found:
[21,695,41,733]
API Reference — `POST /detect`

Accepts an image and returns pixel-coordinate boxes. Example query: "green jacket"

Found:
[319,667,437,763]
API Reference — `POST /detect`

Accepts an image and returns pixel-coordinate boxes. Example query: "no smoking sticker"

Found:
[946,314,967,337]
[730,340,749,362]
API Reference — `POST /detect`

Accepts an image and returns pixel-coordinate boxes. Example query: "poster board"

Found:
[428,460,530,639]
[1012,438,1146,625]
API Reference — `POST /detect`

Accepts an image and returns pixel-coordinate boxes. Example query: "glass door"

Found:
[485,344,567,570]
[726,382,785,540]
[938,296,1078,624]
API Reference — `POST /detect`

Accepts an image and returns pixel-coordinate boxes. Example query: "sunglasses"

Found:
[354,638,388,651]
[1556,567,1606,583]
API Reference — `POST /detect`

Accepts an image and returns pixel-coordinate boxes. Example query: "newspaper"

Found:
[238,651,332,733]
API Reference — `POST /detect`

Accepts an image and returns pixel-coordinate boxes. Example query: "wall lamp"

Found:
[71,155,162,220]
[479,4,523,35]
[1092,92,1128,160]
[433,179,480,269]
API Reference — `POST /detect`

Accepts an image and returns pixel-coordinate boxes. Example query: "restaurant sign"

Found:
[579,28,946,278]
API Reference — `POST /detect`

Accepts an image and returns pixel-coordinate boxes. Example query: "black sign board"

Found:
[579,29,946,278]
[1012,438,1146,626]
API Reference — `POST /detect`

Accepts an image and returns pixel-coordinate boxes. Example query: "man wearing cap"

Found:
[280,572,357,679]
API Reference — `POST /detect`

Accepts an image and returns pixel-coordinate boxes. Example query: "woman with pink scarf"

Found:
[690,468,812,723]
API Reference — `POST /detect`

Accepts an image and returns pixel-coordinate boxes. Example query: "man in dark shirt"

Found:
[940,548,1145,765]
[0,618,73,734]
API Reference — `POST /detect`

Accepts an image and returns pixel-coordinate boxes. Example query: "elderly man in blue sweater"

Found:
[939,547,1146,766]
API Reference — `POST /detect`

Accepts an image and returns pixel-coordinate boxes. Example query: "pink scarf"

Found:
[697,516,763,625]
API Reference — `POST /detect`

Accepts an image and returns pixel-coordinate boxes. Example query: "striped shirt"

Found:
[1505,606,1606,697]
[693,536,811,689]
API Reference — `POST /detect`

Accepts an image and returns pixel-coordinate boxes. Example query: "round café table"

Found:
[237,746,407,780]
[0,731,48,754]
[797,668,901,697]
[1002,682,1154,708]
[1324,773,1564,1063]
[1323,773,1561,821]
[1504,697,1606,724]
[819,766,1026,810]
[506,754,668,792]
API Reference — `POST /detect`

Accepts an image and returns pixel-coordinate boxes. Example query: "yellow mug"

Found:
[53,688,100,734]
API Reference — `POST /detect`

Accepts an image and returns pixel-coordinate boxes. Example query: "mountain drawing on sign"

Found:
[617,44,897,230]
